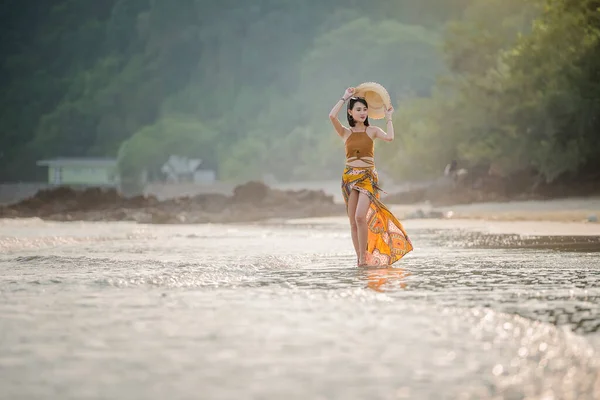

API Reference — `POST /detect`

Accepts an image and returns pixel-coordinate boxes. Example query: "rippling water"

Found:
[1,218,599,400]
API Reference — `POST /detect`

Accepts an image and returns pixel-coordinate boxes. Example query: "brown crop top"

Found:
[345,131,374,165]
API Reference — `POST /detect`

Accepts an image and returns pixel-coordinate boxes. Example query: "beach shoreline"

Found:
[0,183,599,229]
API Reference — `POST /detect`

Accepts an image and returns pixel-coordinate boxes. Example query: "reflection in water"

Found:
[363,267,410,292]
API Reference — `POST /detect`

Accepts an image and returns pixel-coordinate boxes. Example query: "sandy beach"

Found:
[273,179,600,225]
[1,183,599,240]
[282,197,600,252]
[391,197,600,223]
[286,215,600,237]
[382,198,600,236]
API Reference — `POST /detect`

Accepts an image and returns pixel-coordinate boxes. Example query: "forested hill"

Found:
[1,0,598,189]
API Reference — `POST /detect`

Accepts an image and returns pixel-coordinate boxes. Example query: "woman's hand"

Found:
[384,105,394,121]
[342,87,355,101]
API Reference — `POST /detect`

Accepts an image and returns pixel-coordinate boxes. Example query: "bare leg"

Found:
[346,189,360,264]
[355,191,371,266]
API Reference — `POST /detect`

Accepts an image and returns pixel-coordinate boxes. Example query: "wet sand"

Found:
[287,214,600,236]
[387,197,600,222]
[2,184,599,255]
[282,216,600,252]
[389,199,600,250]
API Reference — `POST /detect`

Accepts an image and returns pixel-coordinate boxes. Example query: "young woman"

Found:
[329,86,413,267]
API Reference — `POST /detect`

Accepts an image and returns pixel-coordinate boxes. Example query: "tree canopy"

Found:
[1,0,598,189]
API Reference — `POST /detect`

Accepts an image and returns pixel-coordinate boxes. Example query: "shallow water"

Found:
[0,218,599,400]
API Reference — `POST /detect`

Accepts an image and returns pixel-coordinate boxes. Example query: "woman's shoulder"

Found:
[365,125,378,138]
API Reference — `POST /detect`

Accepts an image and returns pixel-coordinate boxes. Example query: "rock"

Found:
[126,194,156,208]
[406,209,425,219]
[232,181,270,204]
[2,183,343,224]
[76,187,120,210]
[405,208,447,220]
[385,188,427,204]
[150,209,176,224]
[0,207,18,218]
[190,193,229,213]
[428,210,445,219]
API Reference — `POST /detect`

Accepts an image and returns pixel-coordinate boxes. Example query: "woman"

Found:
[329,86,413,267]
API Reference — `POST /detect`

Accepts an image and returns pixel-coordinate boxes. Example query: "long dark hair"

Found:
[347,97,370,127]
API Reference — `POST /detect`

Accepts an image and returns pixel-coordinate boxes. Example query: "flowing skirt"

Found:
[341,166,413,266]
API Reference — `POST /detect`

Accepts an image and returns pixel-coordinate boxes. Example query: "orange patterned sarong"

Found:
[341,166,413,266]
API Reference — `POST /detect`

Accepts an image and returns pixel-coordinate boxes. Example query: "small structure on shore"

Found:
[36,157,119,187]
[160,155,215,184]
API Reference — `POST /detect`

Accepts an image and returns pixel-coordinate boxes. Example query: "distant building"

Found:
[36,157,119,186]
[161,155,216,184]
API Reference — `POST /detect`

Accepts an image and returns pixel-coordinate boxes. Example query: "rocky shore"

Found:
[385,172,600,207]
[2,173,599,225]
[0,182,344,224]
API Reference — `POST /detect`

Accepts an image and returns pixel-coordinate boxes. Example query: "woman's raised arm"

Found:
[329,87,355,138]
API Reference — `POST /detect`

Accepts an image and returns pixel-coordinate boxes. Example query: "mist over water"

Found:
[1,218,598,399]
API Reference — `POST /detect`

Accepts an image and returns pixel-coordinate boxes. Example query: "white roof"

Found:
[36,157,117,167]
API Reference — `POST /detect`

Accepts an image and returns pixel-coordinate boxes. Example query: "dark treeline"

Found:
[1,0,598,190]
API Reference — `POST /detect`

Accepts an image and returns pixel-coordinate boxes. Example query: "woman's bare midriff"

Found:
[345,157,375,168]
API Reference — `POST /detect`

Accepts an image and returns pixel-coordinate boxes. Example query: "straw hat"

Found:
[354,82,392,120]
